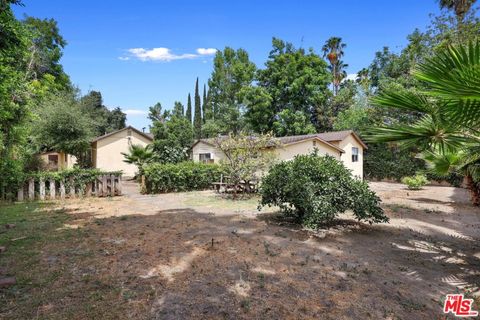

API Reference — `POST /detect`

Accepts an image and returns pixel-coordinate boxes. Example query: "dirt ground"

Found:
[0,181,479,319]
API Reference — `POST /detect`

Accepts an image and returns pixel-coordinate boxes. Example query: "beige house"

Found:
[191,130,367,179]
[91,126,153,177]
[39,151,77,171]
[40,126,153,177]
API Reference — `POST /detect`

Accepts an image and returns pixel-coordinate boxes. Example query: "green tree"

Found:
[193,77,202,138]
[322,37,347,95]
[367,42,480,204]
[256,38,330,131]
[33,92,94,166]
[23,16,70,89]
[207,47,256,134]
[0,2,31,196]
[272,110,316,137]
[202,84,207,122]
[148,102,167,123]
[79,91,126,136]
[151,113,194,164]
[242,86,274,133]
[186,93,192,123]
[213,133,280,198]
[172,101,184,118]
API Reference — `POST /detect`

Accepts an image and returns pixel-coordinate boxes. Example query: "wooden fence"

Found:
[16,175,122,202]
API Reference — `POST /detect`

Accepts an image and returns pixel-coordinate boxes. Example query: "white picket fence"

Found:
[17,175,122,201]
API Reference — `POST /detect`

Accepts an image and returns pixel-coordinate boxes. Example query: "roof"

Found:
[191,130,367,153]
[278,130,368,149]
[91,126,154,143]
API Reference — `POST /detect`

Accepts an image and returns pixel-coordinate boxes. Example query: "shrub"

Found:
[401,174,429,190]
[259,154,388,228]
[143,161,224,193]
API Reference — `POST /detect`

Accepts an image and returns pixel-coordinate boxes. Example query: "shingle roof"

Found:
[192,130,367,152]
[91,126,154,143]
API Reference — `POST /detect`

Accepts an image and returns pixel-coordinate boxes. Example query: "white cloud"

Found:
[346,73,357,81]
[196,48,217,55]
[121,47,217,62]
[124,109,147,116]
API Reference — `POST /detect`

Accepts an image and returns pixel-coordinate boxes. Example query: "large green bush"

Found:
[259,154,388,228]
[143,161,224,193]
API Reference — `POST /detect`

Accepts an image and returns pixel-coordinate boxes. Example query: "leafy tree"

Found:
[207,47,256,134]
[33,92,94,166]
[121,144,154,176]
[186,93,192,123]
[367,42,480,204]
[23,16,70,89]
[79,90,126,136]
[256,38,330,131]
[272,110,316,137]
[148,102,165,123]
[0,2,31,196]
[151,112,194,164]
[193,77,202,138]
[213,133,279,198]
[259,154,388,228]
[172,101,184,118]
[242,86,274,133]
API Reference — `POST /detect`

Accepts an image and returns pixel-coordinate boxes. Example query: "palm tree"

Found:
[322,37,347,95]
[367,41,480,204]
[121,144,155,176]
[438,0,476,21]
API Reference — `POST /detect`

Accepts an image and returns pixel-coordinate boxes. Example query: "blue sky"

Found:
[14,0,441,130]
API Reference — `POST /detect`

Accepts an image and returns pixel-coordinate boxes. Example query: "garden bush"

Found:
[259,154,388,228]
[143,161,225,193]
[401,174,429,190]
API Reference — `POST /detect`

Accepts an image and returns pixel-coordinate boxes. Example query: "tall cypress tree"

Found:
[193,77,202,138]
[186,93,192,123]
[202,84,207,123]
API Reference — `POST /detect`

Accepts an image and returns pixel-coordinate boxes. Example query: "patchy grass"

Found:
[0,203,147,319]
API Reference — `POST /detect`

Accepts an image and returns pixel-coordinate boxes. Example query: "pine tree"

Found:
[186,93,192,123]
[193,78,202,138]
[202,84,207,123]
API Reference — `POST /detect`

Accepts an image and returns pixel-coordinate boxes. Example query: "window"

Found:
[199,153,213,163]
[312,140,317,147]
[352,147,359,162]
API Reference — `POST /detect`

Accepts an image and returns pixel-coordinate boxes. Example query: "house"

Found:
[91,126,153,177]
[39,126,154,177]
[39,151,77,171]
[191,130,367,178]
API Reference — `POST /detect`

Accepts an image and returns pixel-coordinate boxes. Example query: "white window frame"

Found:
[199,153,212,163]
[352,147,359,162]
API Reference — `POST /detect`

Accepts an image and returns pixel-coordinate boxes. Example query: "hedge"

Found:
[143,161,225,193]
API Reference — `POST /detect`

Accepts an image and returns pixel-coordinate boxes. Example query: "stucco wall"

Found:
[336,135,364,179]
[275,139,341,161]
[94,129,152,177]
[40,152,76,170]
[191,142,225,163]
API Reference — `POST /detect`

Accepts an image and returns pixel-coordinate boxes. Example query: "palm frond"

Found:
[414,41,480,125]
[370,89,436,114]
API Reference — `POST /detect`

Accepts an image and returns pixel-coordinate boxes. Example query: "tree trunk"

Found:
[465,174,480,206]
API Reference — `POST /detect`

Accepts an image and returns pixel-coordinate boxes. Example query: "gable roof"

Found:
[277,130,368,149]
[92,126,154,143]
[191,130,368,154]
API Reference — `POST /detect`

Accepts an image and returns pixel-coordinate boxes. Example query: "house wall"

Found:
[275,139,341,161]
[191,142,225,163]
[93,129,152,177]
[40,152,77,171]
[333,135,364,179]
